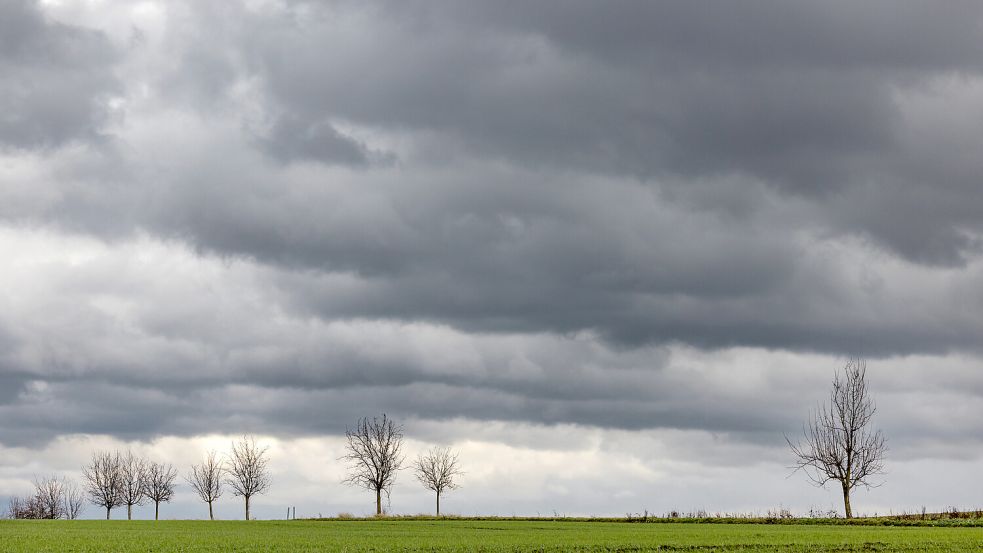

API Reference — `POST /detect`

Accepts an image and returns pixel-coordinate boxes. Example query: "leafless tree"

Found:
[7,494,43,519]
[119,450,149,520]
[224,436,271,520]
[787,359,887,518]
[187,451,224,520]
[6,496,25,519]
[342,414,405,515]
[62,480,85,520]
[6,477,66,519]
[413,446,463,515]
[145,461,178,521]
[82,451,124,519]
[33,476,65,519]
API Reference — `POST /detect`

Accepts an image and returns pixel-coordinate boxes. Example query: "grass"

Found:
[2,519,983,552]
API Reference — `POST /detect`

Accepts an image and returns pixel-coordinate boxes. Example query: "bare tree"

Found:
[118,450,149,520]
[224,436,271,520]
[7,477,68,519]
[33,476,65,519]
[7,494,43,520]
[187,451,224,520]
[788,359,887,518]
[145,461,178,521]
[82,451,124,519]
[6,496,25,519]
[342,414,405,515]
[413,446,463,515]
[62,480,85,520]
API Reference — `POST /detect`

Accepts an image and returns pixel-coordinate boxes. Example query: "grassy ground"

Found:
[2,519,983,552]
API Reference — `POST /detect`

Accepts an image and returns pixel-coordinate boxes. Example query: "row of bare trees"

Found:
[82,450,178,520]
[343,414,463,515]
[6,426,458,520]
[7,477,84,520]
[81,437,272,521]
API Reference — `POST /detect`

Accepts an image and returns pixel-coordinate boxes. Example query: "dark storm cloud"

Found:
[234,0,983,264]
[0,0,119,149]
[6,0,983,354]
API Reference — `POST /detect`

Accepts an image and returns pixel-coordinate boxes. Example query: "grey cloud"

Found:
[11,135,983,357]
[0,0,119,149]
[235,1,983,264]
[0,249,975,456]
[258,114,384,166]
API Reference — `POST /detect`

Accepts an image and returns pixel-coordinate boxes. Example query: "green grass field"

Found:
[1,519,982,552]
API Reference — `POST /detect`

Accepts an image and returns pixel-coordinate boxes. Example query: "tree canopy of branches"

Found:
[188,451,224,521]
[118,450,149,520]
[787,359,887,518]
[145,461,178,521]
[342,414,405,515]
[82,450,124,519]
[6,476,82,520]
[413,446,463,515]
[32,476,65,519]
[62,480,85,520]
[224,436,271,521]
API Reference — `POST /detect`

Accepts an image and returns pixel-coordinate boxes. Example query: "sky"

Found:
[2,0,983,520]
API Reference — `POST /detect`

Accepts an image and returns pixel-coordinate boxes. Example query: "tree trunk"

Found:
[842,482,853,519]
[245,495,251,521]
[127,504,133,520]
[376,489,382,516]
[106,506,111,520]
[155,501,160,521]
[208,501,214,521]
[436,491,440,516]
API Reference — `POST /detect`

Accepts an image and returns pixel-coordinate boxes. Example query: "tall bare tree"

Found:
[119,450,148,520]
[82,451,124,519]
[145,461,178,521]
[342,414,405,515]
[413,446,463,515]
[224,436,271,520]
[788,359,887,518]
[187,451,224,520]
[62,480,85,520]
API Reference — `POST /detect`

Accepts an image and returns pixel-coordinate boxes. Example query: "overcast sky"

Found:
[2,0,983,520]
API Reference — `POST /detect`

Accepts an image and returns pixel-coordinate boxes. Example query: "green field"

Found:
[1,519,982,552]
